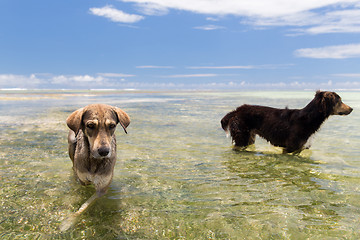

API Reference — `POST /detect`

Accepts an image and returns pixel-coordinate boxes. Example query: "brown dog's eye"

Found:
[109,123,116,129]
[86,123,95,129]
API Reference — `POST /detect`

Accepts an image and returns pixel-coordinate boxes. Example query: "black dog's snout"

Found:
[98,146,110,157]
[345,107,353,114]
[339,107,353,115]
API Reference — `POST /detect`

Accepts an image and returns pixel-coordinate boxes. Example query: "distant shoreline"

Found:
[1,88,360,93]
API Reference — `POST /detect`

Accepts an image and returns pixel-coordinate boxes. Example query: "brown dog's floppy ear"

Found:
[112,107,130,134]
[66,108,84,134]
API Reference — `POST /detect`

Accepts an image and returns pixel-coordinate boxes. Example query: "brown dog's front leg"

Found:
[60,193,99,232]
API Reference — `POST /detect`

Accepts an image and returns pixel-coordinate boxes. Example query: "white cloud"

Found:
[166,74,218,78]
[97,73,136,77]
[332,73,360,77]
[303,9,360,34]
[51,75,105,85]
[0,74,41,88]
[72,75,103,82]
[89,5,144,23]
[250,9,360,34]
[206,17,219,21]
[187,64,294,69]
[134,2,169,15]
[193,25,225,31]
[136,65,174,69]
[187,65,254,69]
[121,0,360,34]
[295,43,360,59]
[1,73,360,90]
[123,0,358,17]
[0,73,139,89]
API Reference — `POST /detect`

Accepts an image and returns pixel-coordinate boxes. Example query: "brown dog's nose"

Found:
[98,146,110,157]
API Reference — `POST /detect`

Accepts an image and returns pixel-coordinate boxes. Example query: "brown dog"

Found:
[66,104,130,196]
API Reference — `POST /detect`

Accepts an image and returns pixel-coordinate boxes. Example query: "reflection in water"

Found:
[223,150,341,233]
[0,90,359,239]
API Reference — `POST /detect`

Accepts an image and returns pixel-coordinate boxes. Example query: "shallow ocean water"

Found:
[0,90,359,239]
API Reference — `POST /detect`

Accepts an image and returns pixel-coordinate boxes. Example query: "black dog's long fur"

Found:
[221,91,352,153]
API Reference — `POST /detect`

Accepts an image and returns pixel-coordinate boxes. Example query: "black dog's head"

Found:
[315,91,353,116]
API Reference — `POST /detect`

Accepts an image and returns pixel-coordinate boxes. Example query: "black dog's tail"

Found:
[221,111,236,134]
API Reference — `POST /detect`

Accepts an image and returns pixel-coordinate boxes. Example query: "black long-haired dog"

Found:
[221,91,353,153]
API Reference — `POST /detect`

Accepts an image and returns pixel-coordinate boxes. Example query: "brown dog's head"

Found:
[315,91,353,116]
[66,104,130,159]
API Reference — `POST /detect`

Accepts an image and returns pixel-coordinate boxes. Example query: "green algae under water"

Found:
[1,90,360,239]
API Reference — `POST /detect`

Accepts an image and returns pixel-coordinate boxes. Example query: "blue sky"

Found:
[1,0,360,90]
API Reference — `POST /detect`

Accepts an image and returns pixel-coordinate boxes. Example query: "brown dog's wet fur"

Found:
[221,91,353,153]
[66,104,130,196]
[62,104,130,231]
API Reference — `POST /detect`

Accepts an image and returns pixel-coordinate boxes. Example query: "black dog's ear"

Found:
[314,90,330,115]
[66,108,85,134]
[315,90,323,98]
[324,92,337,113]
[112,107,130,134]
[318,91,336,115]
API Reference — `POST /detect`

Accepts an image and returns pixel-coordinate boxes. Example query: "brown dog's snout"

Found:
[98,146,110,157]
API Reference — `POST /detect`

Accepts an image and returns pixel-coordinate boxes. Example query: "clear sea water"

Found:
[0,90,359,239]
